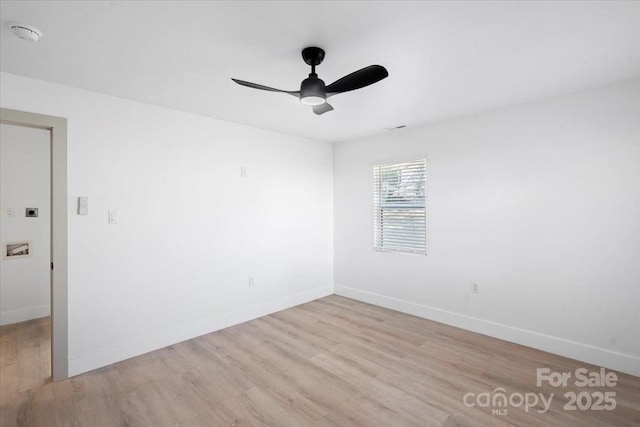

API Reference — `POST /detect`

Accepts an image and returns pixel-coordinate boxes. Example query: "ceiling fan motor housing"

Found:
[300,75,326,105]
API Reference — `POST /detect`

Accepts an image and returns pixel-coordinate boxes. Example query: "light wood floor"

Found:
[1,296,639,426]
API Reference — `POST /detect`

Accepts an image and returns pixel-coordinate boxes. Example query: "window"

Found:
[373,159,426,254]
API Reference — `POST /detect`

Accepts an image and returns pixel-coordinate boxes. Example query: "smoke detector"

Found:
[10,23,43,42]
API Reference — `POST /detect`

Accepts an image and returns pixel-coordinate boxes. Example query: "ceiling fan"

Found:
[231,47,388,115]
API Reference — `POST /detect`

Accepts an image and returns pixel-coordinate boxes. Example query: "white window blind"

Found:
[373,159,426,254]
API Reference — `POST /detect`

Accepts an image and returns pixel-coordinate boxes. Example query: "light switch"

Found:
[108,210,119,224]
[78,197,88,215]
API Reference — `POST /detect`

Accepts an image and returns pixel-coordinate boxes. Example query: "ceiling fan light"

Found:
[300,75,326,106]
[301,95,325,106]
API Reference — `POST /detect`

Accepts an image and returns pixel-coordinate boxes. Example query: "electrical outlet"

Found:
[248,276,255,286]
[471,282,480,294]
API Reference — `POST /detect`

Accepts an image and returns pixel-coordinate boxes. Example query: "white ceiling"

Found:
[1,1,639,143]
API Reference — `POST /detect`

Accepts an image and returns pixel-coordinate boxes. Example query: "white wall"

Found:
[0,123,51,325]
[3,69,638,377]
[334,79,640,376]
[0,72,334,376]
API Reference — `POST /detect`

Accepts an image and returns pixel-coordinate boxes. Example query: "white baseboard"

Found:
[334,285,640,377]
[0,305,50,326]
[68,285,333,377]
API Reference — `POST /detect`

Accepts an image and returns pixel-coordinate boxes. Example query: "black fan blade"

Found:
[231,79,299,97]
[326,65,388,95]
[312,103,334,115]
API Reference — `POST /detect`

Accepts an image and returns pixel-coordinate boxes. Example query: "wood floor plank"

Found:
[1,296,639,426]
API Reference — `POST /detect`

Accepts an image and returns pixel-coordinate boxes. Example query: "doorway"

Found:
[0,108,68,381]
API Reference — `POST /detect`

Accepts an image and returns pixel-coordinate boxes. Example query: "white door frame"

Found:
[1,108,68,381]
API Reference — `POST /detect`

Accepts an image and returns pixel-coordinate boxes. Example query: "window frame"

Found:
[373,158,427,255]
